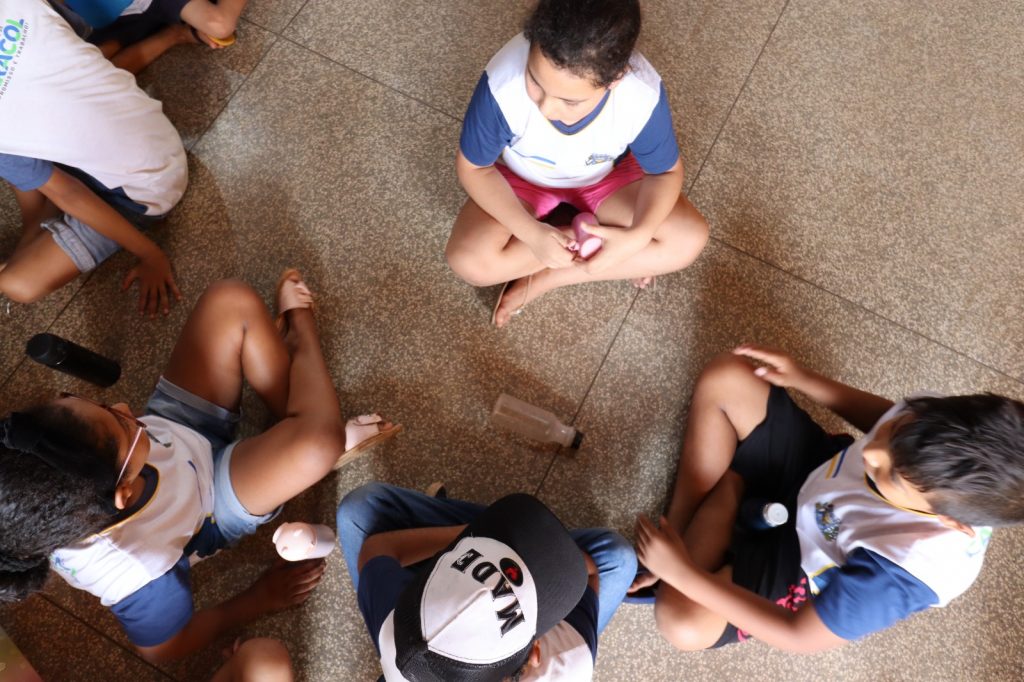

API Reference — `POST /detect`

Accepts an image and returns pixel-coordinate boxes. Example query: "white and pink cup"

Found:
[272,522,337,561]
[571,212,604,260]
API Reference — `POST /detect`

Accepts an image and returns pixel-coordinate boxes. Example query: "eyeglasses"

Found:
[59,393,168,487]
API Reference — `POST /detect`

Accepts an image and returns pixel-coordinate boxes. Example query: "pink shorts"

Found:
[496,154,645,219]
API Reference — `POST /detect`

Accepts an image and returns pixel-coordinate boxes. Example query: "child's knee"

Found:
[337,482,391,526]
[0,269,48,304]
[654,598,722,652]
[233,638,292,678]
[696,353,756,392]
[445,240,493,287]
[602,531,639,574]
[292,423,346,479]
[664,206,709,265]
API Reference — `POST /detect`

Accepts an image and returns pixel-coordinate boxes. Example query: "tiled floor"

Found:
[2,1,1022,680]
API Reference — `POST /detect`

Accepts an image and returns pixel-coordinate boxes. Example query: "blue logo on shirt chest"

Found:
[815,501,842,542]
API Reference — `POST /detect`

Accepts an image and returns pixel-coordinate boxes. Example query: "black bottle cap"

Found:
[571,430,584,450]
[26,333,66,365]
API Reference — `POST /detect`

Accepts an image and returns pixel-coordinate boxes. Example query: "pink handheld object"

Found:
[571,212,604,260]
[273,522,336,561]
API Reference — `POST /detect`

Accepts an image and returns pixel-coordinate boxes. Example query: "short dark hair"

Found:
[0,404,119,602]
[890,394,1024,526]
[524,0,641,88]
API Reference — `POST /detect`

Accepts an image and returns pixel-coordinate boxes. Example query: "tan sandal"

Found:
[274,268,315,335]
[491,275,532,327]
[334,414,403,470]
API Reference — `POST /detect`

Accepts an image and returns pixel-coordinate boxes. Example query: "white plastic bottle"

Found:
[491,393,584,449]
[272,522,337,561]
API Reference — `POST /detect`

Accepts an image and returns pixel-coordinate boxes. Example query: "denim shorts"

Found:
[144,376,281,546]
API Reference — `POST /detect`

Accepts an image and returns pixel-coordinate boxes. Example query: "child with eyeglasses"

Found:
[0,273,399,663]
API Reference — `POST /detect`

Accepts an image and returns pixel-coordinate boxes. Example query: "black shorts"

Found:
[712,386,854,647]
[87,0,192,47]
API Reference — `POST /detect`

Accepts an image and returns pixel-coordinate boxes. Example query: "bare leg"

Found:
[210,638,293,682]
[161,279,292,419]
[445,197,551,286]
[649,353,773,650]
[0,231,80,303]
[103,25,198,75]
[491,188,708,326]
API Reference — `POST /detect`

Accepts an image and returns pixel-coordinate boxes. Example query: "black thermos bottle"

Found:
[26,333,121,388]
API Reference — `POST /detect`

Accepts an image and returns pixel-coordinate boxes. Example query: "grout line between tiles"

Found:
[532,290,644,497]
[39,594,178,681]
[687,0,791,194]
[709,234,1024,388]
[274,34,464,123]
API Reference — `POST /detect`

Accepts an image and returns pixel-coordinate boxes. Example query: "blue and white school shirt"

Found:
[50,415,219,647]
[0,0,186,215]
[459,34,679,189]
[360,557,598,681]
[796,400,992,640]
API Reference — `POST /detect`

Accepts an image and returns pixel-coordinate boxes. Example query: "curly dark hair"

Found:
[890,394,1024,527]
[0,404,119,603]
[524,0,642,87]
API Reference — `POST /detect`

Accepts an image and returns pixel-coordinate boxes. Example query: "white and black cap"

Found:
[379,494,587,681]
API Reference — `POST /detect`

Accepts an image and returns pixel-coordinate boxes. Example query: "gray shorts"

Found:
[144,376,281,547]
[42,210,161,273]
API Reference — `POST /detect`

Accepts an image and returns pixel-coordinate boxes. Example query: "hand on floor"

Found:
[122,249,182,318]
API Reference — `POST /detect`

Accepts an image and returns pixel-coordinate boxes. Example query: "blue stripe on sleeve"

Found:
[627,83,680,174]
[562,585,600,662]
[812,547,939,640]
[110,555,194,647]
[0,153,54,192]
[459,73,514,167]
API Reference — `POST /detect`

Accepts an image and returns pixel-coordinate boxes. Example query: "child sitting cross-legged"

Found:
[0,273,400,662]
[446,0,709,327]
[632,346,1023,652]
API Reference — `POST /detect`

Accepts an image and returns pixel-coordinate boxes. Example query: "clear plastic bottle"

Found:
[490,393,584,449]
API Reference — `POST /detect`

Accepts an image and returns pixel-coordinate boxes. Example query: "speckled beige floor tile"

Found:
[135,19,277,149]
[537,240,1024,679]
[0,596,168,681]
[692,0,1024,378]
[242,0,308,33]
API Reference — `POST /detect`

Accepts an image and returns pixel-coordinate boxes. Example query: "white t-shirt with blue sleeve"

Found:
[49,415,218,647]
[796,400,992,640]
[0,0,186,215]
[459,33,679,189]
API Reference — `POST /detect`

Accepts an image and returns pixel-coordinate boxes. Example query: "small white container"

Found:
[273,522,337,561]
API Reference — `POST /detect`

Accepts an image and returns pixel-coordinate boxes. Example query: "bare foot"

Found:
[248,559,326,613]
[494,274,543,328]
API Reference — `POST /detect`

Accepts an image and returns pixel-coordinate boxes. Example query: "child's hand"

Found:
[578,223,650,273]
[122,249,182,318]
[526,226,577,269]
[635,515,693,585]
[733,344,808,388]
